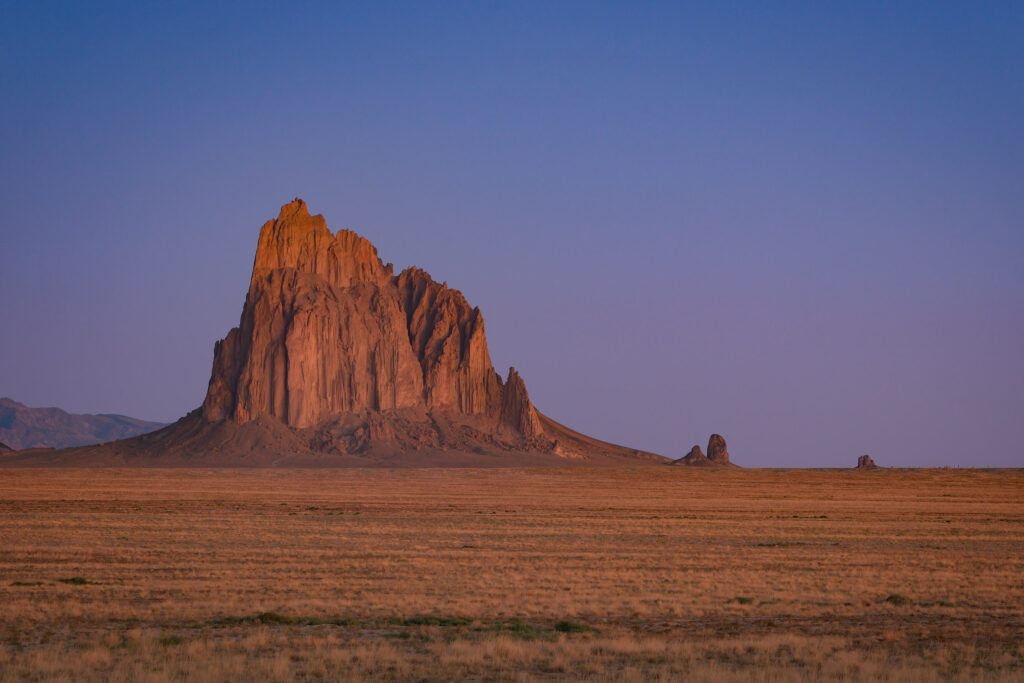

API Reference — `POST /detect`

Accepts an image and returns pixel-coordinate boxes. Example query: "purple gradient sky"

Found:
[1,2,1021,466]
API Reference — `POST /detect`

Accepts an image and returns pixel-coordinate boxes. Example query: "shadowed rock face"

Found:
[396,267,503,418]
[857,455,879,469]
[707,434,730,465]
[0,441,10,452]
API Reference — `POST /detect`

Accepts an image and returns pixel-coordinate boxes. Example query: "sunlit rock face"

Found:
[201,198,540,439]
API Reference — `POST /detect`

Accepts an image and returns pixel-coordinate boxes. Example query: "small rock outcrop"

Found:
[856,455,879,469]
[673,445,715,466]
[671,434,737,467]
[707,434,730,465]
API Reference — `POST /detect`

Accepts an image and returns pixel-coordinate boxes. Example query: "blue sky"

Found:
[1,1,1021,465]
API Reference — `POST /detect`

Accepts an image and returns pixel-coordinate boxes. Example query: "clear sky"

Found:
[1,1,1021,466]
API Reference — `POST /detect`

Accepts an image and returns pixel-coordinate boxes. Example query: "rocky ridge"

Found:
[0,398,165,450]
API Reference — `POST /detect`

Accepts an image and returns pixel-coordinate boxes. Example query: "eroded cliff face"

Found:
[396,267,504,417]
[201,199,541,447]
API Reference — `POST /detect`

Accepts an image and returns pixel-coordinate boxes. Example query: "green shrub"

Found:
[256,611,295,624]
[554,620,591,633]
[498,618,550,640]
[402,615,472,627]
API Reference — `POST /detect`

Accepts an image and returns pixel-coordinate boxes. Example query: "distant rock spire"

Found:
[856,455,879,469]
[707,434,731,465]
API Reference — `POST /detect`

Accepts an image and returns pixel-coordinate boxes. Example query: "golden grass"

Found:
[0,467,1021,680]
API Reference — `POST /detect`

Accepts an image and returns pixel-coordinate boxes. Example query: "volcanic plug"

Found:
[8,200,664,466]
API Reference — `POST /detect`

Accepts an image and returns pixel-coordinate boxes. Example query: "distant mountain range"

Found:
[0,398,166,450]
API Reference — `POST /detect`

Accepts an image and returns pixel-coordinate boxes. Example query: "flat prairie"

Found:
[0,467,1021,681]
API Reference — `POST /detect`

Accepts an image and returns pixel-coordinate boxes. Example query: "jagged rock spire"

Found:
[202,199,540,439]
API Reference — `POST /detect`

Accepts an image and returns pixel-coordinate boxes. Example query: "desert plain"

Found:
[0,466,1021,682]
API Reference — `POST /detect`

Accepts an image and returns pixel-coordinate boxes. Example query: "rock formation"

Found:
[200,199,547,449]
[707,434,730,465]
[0,441,10,453]
[673,445,714,466]
[670,435,738,467]
[9,199,665,467]
[856,455,879,469]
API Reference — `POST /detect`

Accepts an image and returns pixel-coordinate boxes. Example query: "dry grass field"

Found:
[0,467,1021,681]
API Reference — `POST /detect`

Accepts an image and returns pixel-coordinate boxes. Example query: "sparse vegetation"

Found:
[256,611,294,624]
[310,616,360,627]
[884,593,914,605]
[554,619,592,633]
[205,613,360,628]
[0,467,1020,680]
[491,617,553,641]
[756,541,806,547]
[398,615,472,627]
[58,576,95,585]
[158,633,185,646]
